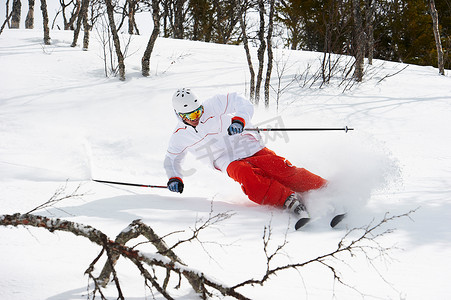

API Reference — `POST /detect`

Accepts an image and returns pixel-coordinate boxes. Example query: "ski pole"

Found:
[92,179,167,189]
[245,126,354,133]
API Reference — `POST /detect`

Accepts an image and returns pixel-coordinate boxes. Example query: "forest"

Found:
[1,0,448,103]
[3,0,449,68]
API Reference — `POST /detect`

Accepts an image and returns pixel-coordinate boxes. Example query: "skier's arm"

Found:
[164,135,187,193]
[227,93,254,126]
[224,93,254,135]
[164,153,185,193]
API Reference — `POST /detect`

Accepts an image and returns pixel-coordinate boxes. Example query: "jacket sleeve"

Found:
[164,135,187,180]
[223,93,254,127]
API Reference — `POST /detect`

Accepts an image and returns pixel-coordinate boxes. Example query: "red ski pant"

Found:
[226,148,327,207]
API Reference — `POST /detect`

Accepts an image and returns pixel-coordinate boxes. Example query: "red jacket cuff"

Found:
[169,177,183,183]
[231,116,245,127]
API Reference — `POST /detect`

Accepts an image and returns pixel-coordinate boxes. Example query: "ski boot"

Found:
[284,193,310,230]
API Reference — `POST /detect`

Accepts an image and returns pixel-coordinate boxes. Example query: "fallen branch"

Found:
[0,208,416,299]
[0,213,248,299]
[96,218,202,293]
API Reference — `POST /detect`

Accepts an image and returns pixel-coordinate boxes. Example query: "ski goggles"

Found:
[178,105,204,122]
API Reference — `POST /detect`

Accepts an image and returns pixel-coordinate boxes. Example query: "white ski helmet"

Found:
[172,88,201,113]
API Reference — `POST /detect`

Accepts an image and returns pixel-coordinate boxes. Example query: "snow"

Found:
[1,28,451,300]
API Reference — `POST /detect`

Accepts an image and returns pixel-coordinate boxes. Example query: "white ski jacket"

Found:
[164,93,264,181]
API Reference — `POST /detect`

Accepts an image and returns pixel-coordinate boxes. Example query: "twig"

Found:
[377,65,409,83]
[25,180,85,215]
[231,209,417,292]
[0,11,13,35]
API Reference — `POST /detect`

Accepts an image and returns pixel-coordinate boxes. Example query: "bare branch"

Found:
[25,180,85,215]
[0,208,417,300]
[232,209,417,292]
[376,65,409,84]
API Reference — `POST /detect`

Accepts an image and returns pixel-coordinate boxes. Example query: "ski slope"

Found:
[1,29,451,299]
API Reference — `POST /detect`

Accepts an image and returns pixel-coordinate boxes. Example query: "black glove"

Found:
[228,120,244,135]
[167,177,184,193]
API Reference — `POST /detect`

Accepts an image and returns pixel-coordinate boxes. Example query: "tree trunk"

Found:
[40,0,51,45]
[128,0,137,35]
[237,0,255,102]
[82,0,90,50]
[365,0,374,65]
[162,0,169,37]
[352,0,364,82]
[0,11,13,35]
[142,0,160,77]
[11,0,21,28]
[105,0,126,80]
[322,19,331,85]
[65,0,81,30]
[264,0,275,108]
[173,0,185,39]
[255,0,266,105]
[71,0,89,48]
[212,0,221,42]
[429,0,445,75]
[25,0,35,29]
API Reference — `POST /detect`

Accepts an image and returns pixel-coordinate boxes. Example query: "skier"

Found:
[164,88,327,222]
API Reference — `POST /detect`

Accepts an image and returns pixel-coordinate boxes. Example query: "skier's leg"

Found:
[227,159,292,206]
[247,148,327,193]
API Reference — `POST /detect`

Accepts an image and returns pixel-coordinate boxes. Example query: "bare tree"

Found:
[66,0,81,30]
[105,0,126,80]
[1,0,13,35]
[270,52,297,112]
[352,0,364,82]
[53,0,81,30]
[428,0,445,75]
[161,0,170,37]
[4,0,12,28]
[25,0,35,28]
[88,0,104,32]
[168,0,188,39]
[0,15,13,35]
[237,0,256,101]
[264,0,275,108]
[142,0,161,76]
[71,0,90,49]
[255,0,266,104]
[82,0,90,50]
[127,0,138,34]
[40,0,51,45]
[11,0,21,28]
[95,14,134,79]
[365,0,374,65]
[237,0,275,105]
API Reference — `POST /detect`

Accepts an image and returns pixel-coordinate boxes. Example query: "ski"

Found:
[294,217,311,230]
[330,213,346,228]
[294,209,346,230]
